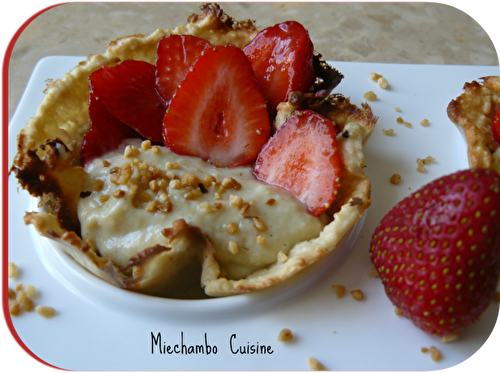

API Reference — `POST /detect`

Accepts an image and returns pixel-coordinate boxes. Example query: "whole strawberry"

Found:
[370,168,500,337]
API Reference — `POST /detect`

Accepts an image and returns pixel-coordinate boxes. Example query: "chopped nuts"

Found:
[382,129,394,136]
[394,107,401,112]
[420,119,430,127]
[308,357,326,371]
[378,77,388,89]
[421,346,442,361]
[229,194,243,209]
[277,328,293,342]
[363,91,377,101]
[390,174,401,185]
[370,72,383,81]
[141,140,152,151]
[228,241,239,255]
[124,145,140,158]
[277,251,288,263]
[93,179,104,191]
[8,262,18,278]
[225,222,239,234]
[332,284,346,299]
[441,333,460,343]
[396,116,404,124]
[8,266,55,318]
[350,289,363,301]
[36,305,56,319]
[257,235,266,245]
[395,307,404,316]
[367,265,380,278]
[252,217,267,231]
[112,189,126,198]
[416,156,435,172]
[198,201,217,214]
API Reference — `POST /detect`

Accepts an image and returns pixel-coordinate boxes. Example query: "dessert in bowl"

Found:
[11,3,376,299]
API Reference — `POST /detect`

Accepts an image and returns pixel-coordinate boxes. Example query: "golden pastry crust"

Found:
[447,76,500,173]
[11,4,376,298]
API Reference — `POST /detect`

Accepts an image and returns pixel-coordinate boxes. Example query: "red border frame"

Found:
[0,0,496,373]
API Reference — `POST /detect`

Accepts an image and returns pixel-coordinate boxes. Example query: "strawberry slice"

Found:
[253,110,342,216]
[89,60,165,143]
[492,106,500,146]
[243,21,316,118]
[162,45,271,168]
[155,34,212,104]
[81,93,142,166]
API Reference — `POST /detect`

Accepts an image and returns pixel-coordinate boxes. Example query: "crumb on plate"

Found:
[277,328,293,342]
[332,284,346,299]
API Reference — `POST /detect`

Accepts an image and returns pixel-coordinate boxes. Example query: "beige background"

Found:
[7,2,499,121]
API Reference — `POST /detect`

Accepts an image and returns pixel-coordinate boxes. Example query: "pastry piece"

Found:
[447,76,500,173]
[11,3,376,298]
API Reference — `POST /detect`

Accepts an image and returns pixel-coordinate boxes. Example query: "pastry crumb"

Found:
[332,284,346,299]
[382,128,394,136]
[277,328,293,342]
[370,72,383,81]
[308,357,326,371]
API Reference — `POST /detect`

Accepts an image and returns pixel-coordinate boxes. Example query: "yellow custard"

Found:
[78,139,325,280]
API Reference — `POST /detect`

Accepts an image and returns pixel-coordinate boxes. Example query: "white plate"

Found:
[7,56,500,371]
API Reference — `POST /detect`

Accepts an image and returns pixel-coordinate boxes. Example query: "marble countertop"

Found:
[7,2,499,121]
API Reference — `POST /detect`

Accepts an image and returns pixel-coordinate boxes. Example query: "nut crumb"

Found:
[396,116,404,124]
[308,357,326,371]
[36,305,56,319]
[228,241,239,255]
[350,289,363,301]
[363,91,377,101]
[332,284,346,299]
[382,128,394,136]
[441,333,460,343]
[370,72,383,81]
[277,251,288,263]
[378,77,388,89]
[403,121,412,128]
[395,307,403,316]
[429,346,441,362]
[367,265,379,278]
[277,328,293,342]
[420,119,430,127]
[394,107,401,112]
[390,174,401,185]
[8,262,18,279]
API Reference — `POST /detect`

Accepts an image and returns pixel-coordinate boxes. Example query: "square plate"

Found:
[6,56,500,371]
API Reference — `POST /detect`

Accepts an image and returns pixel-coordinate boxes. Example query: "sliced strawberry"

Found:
[370,169,500,337]
[155,34,212,104]
[89,60,165,142]
[81,93,142,166]
[243,21,316,118]
[492,106,500,146]
[253,110,342,216]
[162,45,271,168]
